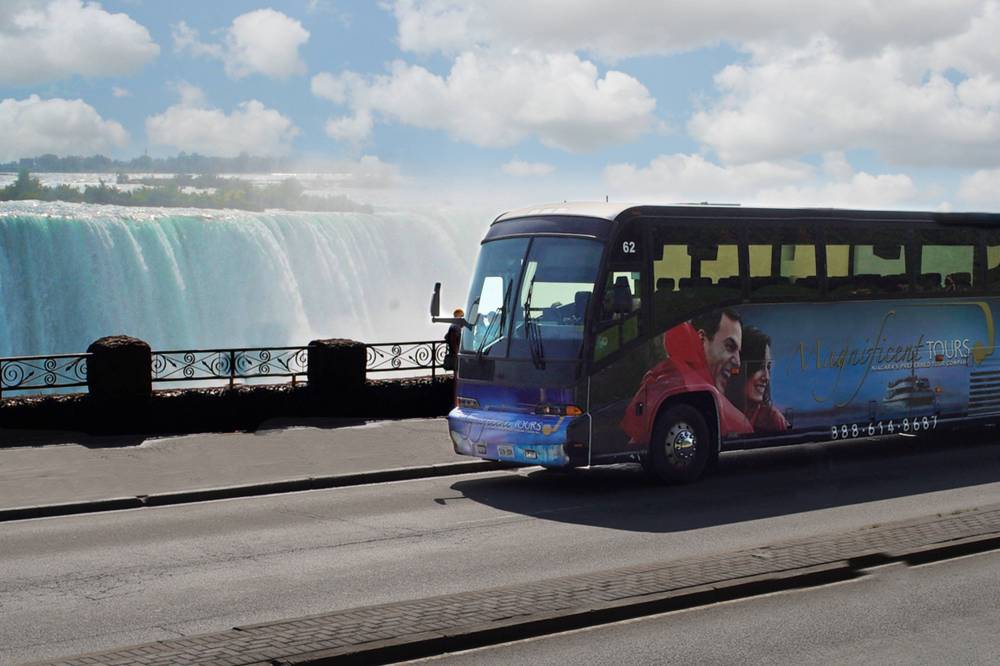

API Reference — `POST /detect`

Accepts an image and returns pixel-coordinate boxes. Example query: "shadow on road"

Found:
[451,430,1000,533]
[0,428,148,449]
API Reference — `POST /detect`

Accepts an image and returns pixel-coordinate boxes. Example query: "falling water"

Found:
[0,201,486,356]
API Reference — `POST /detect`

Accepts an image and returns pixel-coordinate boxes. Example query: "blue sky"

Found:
[2,0,1000,210]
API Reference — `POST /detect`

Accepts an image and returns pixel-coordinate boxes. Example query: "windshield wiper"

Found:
[476,280,512,360]
[523,277,546,370]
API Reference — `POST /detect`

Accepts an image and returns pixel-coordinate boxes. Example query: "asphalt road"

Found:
[411,550,1000,665]
[4,430,1000,664]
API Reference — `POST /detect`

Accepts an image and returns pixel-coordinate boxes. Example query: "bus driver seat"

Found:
[573,291,590,324]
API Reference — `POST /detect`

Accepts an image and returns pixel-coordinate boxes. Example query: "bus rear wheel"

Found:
[647,404,711,484]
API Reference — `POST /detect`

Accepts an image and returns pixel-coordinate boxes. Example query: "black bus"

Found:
[432,203,1000,482]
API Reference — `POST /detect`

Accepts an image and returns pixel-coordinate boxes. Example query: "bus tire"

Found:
[648,404,711,484]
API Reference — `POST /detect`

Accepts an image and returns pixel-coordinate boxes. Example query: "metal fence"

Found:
[0,353,90,398]
[151,347,310,386]
[366,341,448,377]
[0,340,450,397]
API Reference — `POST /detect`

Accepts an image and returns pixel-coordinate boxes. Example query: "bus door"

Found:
[588,223,656,458]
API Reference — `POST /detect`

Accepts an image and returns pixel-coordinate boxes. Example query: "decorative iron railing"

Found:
[0,353,90,397]
[365,340,448,377]
[151,346,310,387]
[1,340,452,397]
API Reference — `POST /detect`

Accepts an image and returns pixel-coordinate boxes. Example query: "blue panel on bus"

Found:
[737,299,994,432]
[621,298,1000,444]
[448,407,576,466]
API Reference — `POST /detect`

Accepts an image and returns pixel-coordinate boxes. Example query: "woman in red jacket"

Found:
[726,325,790,433]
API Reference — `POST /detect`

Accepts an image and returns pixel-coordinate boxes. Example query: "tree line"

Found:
[0,152,291,174]
[0,170,371,213]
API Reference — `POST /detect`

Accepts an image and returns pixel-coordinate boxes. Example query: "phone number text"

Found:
[830,416,938,440]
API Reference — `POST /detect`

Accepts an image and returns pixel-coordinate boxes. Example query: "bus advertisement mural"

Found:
[623,298,998,446]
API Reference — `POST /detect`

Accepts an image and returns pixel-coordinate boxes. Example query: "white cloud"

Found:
[929,2,1000,77]
[112,87,131,98]
[958,169,1000,207]
[311,51,655,152]
[0,0,159,85]
[689,37,1000,167]
[756,172,918,209]
[390,0,982,60]
[145,87,299,157]
[0,95,129,161]
[603,153,812,202]
[389,1,1000,170]
[602,152,917,208]
[323,112,373,144]
[173,9,309,80]
[171,20,222,60]
[311,71,365,104]
[501,159,554,177]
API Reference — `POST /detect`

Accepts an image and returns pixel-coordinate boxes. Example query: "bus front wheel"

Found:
[647,404,711,484]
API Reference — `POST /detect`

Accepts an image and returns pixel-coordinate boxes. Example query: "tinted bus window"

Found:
[748,224,819,301]
[461,238,528,355]
[508,237,604,361]
[987,232,1000,292]
[651,225,740,331]
[594,270,643,359]
[918,229,976,293]
[826,228,908,298]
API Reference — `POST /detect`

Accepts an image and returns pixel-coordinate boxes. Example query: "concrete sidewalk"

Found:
[0,418,468,512]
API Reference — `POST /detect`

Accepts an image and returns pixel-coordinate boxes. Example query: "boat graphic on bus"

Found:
[883,375,935,408]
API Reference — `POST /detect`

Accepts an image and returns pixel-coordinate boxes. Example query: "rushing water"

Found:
[0,201,486,356]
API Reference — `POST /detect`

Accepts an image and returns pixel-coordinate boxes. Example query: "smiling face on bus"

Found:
[695,310,743,393]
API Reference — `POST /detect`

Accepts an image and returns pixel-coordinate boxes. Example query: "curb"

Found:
[273,562,859,666]
[271,533,1000,666]
[0,460,512,523]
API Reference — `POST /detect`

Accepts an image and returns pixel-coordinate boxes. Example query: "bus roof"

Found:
[492,202,1000,227]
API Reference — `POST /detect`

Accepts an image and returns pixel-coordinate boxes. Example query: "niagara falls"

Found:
[0,199,485,357]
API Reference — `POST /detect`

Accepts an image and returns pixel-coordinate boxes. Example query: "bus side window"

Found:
[652,234,739,331]
[988,234,1000,293]
[825,230,908,298]
[748,226,819,301]
[918,230,976,294]
[594,269,643,360]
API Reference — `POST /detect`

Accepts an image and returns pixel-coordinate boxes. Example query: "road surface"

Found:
[3,429,1000,663]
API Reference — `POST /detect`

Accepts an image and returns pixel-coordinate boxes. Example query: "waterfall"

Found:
[0,201,487,356]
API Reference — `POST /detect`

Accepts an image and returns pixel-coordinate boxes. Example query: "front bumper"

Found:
[447,407,589,467]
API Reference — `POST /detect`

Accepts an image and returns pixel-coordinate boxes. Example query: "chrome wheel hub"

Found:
[666,421,697,465]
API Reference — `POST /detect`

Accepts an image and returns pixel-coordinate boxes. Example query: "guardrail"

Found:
[366,341,448,376]
[151,347,310,386]
[0,353,90,397]
[1,340,450,397]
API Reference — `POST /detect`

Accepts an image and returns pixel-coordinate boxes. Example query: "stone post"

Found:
[307,338,367,394]
[86,335,152,399]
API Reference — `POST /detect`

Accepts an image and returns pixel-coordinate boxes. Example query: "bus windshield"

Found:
[509,237,603,361]
[461,238,528,356]
[462,236,603,360]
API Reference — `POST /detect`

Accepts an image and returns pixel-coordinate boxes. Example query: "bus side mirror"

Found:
[430,282,441,318]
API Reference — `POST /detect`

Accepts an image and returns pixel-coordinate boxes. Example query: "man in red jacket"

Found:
[622,309,753,443]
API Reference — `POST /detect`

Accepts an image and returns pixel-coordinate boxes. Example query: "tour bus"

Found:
[430,203,1000,483]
